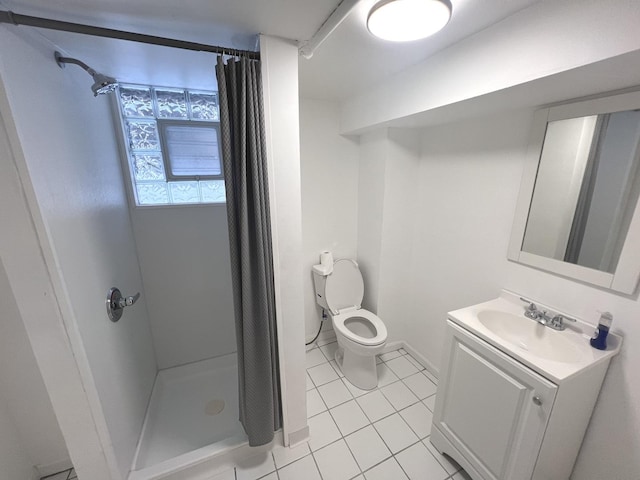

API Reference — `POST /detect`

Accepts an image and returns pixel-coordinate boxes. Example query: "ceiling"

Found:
[1,0,540,100]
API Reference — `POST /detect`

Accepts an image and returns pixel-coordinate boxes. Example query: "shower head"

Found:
[54,51,118,96]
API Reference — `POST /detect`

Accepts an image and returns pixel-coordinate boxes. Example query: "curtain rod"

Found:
[0,10,260,60]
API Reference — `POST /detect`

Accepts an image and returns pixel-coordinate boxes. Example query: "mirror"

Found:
[509,91,640,294]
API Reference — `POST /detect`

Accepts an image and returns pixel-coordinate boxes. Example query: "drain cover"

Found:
[205,399,225,416]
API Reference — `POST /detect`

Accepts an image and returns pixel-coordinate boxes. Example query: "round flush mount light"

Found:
[367,0,453,42]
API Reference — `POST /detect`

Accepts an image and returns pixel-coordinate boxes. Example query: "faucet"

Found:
[520,297,577,330]
[519,297,550,325]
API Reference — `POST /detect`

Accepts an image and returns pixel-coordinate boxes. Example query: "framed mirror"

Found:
[509,90,640,294]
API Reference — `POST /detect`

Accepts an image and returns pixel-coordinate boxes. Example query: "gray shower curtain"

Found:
[215,56,281,446]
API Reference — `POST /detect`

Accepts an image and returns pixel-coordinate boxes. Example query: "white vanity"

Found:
[430,291,621,480]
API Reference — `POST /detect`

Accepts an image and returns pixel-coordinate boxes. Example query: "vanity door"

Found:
[433,321,558,480]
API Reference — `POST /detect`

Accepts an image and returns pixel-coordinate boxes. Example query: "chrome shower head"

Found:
[54,51,118,96]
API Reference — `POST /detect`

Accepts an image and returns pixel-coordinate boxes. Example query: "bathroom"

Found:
[1,1,640,480]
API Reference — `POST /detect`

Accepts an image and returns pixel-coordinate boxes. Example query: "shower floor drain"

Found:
[205,399,225,416]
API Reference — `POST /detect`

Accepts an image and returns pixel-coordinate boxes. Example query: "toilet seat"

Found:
[333,308,387,347]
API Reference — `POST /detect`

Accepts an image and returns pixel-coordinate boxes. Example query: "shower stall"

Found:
[0,23,305,480]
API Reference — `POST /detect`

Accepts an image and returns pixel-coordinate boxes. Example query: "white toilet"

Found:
[312,259,388,390]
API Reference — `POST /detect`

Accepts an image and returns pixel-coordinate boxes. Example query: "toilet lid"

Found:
[325,259,364,315]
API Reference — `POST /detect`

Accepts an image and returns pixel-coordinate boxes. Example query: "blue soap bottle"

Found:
[590,312,613,350]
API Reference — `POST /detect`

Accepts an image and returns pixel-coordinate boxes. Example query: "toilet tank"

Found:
[312,271,330,311]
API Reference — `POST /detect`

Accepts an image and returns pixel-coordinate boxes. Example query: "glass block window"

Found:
[116,84,225,206]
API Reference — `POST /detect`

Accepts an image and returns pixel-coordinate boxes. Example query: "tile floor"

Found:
[43,343,471,480]
[231,342,471,480]
[41,468,77,480]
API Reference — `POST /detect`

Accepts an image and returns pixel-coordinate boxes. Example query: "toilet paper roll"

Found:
[320,251,333,267]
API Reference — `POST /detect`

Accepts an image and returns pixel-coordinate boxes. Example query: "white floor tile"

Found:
[307,348,328,368]
[307,411,342,452]
[423,394,436,412]
[40,473,69,480]
[405,354,425,371]
[313,439,361,480]
[307,388,327,418]
[373,413,419,454]
[308,362,339,386]
[395,442,448,480]
[376,363,399,387]
[399,402,433,439]
[356,390,395,423]
[306,373,315,391]
[330,359,345,377]
[384,356,419,379]
[208,468,236,480]
[345,425,391,471]
[402,373,437,400]
[342,378,369,398]
[256,473,277,480]
[272,441,311,469]
[235,452,276,480]
[277,454,322,480]
[380,381,420,411]
[329,400,370,436]
[364,458,409,480]
[320,342,339,362]
[424,438,461,475]
[318,378,353,408]
[379,350,401,362]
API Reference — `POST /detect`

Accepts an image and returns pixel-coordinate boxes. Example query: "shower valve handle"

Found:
[118,292,140,308]
[106,287,141,322]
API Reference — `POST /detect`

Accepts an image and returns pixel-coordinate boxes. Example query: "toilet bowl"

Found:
[312,258,388,390]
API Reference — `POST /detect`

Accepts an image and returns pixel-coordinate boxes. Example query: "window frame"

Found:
[157,119,224,182]
[112,83,227,208]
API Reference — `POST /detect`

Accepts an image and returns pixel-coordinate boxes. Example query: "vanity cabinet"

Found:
[431,319,612,480]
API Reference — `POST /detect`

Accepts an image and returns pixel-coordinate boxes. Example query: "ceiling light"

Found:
[367,0,452,42]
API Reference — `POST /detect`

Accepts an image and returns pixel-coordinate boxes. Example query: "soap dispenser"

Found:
[590,312,613,350]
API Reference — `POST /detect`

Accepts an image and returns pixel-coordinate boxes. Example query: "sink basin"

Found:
[477,310,584,364]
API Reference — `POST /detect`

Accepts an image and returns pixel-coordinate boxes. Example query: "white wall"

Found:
[357,130,387,313]
[260,35,308,445]
[300,98,359,339]
[376,129,420,344]
[355,129,421,344]
[131,205,235,369]
[0,261,69,475]
[0,27,157,479]
[0,391,37,480]
[340,0,640,133]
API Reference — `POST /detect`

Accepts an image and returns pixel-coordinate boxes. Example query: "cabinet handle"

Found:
[532,395,543,406]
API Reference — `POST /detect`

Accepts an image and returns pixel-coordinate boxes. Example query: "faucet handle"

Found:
[549,314,576,331]
[519,297,537,312]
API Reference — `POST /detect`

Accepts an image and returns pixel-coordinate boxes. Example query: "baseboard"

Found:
[401,341,439,380]
[36,458,73,478]
[287,425,309,447]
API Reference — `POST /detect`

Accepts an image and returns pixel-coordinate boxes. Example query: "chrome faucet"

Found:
[548,314,577,331]
[520,297,549,324]
[520,297,577,330]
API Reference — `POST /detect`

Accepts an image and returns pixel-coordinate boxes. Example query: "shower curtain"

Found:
[215,55,282,446]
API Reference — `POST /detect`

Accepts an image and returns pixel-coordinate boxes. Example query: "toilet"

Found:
[312,259,388,390]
